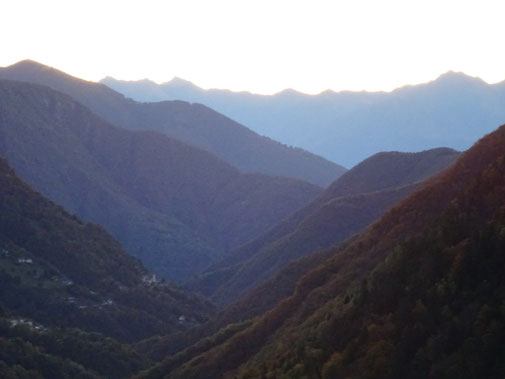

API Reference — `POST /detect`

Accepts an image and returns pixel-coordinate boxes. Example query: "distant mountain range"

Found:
[102,71,505,168]
[4,58,505,378]
[188,147,460,306]
[0,60,345,186]
[145,120,505,378]
[0,79,320,282]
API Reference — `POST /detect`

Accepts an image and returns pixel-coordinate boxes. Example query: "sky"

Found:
[2,0,505,95]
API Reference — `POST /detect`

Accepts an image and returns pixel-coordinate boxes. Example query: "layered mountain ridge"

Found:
[139,147,459,368]
[0,79,320,282]
[102,71,505,167]
[0,60,345,186]
[189,147,460,305]
[147,123,505,378]
[3,58,504,379]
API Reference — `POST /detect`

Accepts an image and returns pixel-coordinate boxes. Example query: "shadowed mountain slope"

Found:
[189,148,459,305]
[102,72,505,167]
[0,80,320,282]
[147,124,505,378]
[0,155,214,339]
[0,60,345,186]
[0,156,217,377]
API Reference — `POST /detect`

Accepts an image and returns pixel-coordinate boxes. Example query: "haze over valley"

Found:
[3,1,505,377]
[102,71,505,167]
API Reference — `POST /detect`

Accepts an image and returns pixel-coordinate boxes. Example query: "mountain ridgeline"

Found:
[0,60,345,186]
[0,79,321,282]
[189,147,460,306]
[145,124,505,378]
[3,58,505,379]
[102,71,505,167]
[138,148,460,369]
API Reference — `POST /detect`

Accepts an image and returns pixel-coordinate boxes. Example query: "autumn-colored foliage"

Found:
[149,124,505,378]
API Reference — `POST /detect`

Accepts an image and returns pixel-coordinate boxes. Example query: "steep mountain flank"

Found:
[148,124,505,378]
[0,157,214,340]
[190,148,459,305]
[147,148,458,372]
[0,80,320,282]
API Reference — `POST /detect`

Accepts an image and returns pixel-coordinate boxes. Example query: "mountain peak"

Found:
[7,59,50,71]
[435,70,486,85]
[11,59,43,66]
[166,76,197,88]
[2,59,89,84]
[276,88,304,97]
[101,76,157,86]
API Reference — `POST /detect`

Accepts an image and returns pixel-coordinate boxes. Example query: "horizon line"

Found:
[5,59,504,97]
[100,70,504,97]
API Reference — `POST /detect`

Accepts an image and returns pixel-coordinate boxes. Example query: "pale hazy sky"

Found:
[2,0,505,94]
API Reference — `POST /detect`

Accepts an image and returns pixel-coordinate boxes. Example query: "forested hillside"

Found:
[190,148,459,305]
[146,124,505,378]
[0,80,320,282]
[0,157,215,377]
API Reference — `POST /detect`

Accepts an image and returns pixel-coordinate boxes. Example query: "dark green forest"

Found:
[0,157,214,376]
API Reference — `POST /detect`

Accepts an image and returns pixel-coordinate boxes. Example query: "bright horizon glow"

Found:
[2,0,505,95]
